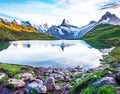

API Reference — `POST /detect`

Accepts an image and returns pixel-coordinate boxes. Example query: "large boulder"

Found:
[92,76,116,86]
[44,77,55,91]
[8,78,25,88]
[27,82,47,94]
[19,73,35,81]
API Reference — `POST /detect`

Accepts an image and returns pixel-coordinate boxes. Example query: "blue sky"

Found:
[0,0,120,26]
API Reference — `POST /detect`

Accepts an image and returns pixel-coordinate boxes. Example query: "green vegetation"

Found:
[81,24,120,63]
[80,86,96,94]
[0,22,55,41]
[0,74,8,83]
[14,74,20,79]
[82,24,120,42]
[70,70,108,94]
[70,73,82,86]
[55,80,63,84]
[115,74,120,84]
[7,83,14,89]
[97,85,115,94]
[0,41,9,51]
[0,63,23,76]
[29,70,36,77]
[80,85,115,94]
[101,47,120,64]
[28,88,38,94]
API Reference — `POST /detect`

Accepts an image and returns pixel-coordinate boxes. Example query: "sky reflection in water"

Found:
[0,40,109,68]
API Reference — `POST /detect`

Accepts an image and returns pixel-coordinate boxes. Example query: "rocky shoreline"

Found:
[0,62,120,94]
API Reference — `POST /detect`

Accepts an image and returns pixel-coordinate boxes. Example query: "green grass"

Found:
[97,85,115,94]
[70,73,82,86]
[82,24,120,41]
[101,47,120,64]
[80,85,96,94]
[0,74,8,83]
[80,85,115,94]
[14,74,20,80]
[29,70,36,77]
[0,63,23,76]
[70,70,108,94]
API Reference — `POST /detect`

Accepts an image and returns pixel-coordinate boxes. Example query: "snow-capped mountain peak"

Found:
[98,11,120,25]
[0,18,12,24]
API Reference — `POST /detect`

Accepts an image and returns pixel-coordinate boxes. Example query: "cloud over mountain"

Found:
[100,1,120,10]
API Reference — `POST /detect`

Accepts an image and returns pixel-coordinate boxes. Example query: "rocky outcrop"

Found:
[8,78,25,88]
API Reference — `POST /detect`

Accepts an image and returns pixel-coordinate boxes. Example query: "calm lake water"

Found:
[0,40,111,68]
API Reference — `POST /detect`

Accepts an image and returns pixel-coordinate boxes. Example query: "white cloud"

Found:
[0,0,119,27]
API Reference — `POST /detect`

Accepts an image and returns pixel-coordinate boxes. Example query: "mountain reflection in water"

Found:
[0,40,113,68]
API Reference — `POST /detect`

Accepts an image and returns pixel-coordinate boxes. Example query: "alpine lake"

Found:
[0,40,113,69]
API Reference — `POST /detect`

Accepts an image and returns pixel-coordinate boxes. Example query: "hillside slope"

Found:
[82,24,120,41]
[0,22,55,41]
[82,24,120,63]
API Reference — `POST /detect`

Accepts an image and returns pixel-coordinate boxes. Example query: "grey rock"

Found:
[55,74,64,81]
[44,77,55,91]
[92,76,116,86]
[19,73,35,81]
[8,78,25,88]
[27,82,47,93]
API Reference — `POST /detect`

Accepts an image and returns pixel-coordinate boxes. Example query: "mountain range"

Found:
[48,11,120,39]
[0,11,120,40]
